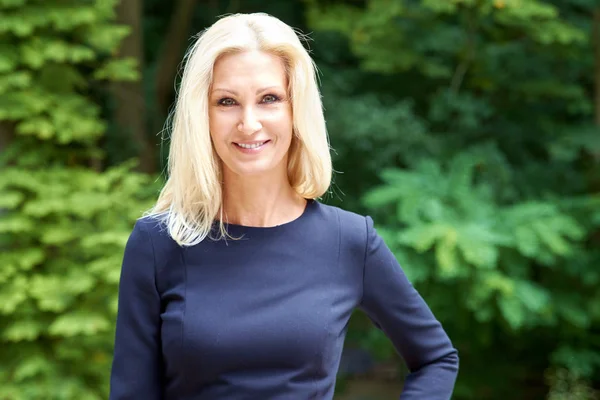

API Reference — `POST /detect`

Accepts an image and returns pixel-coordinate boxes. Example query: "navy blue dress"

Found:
[109,200,459,399]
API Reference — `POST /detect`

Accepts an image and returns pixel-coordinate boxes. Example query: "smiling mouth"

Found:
[234,140,270,149]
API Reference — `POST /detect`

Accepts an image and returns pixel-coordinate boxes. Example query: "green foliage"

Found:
[307,0,600,398]
[0,0,156,398]
[362,153,595,330]
[0,1,132,144]
[1,0,598,398]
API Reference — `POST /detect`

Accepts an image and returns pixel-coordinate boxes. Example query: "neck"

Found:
[221,168,306,227]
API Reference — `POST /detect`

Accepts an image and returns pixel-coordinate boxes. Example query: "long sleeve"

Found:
[358,216,459,399]
[110,220,163,399]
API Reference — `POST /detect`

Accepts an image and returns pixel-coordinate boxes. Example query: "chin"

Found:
[225,162,283,178]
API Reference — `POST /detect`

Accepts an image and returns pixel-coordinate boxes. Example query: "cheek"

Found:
[209,111,234,141]
[266,107,293,134]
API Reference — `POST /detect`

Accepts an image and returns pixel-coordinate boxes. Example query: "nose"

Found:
[237,106,262,135]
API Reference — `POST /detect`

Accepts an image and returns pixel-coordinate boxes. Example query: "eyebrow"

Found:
[211,86,283,95]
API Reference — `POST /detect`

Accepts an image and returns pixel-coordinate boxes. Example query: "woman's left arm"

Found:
[358,216,459,399]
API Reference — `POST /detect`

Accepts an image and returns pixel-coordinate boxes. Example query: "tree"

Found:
[113,0,156,174]
[0,1,156,398]
[305,0,600,397]
[155,0,199,118]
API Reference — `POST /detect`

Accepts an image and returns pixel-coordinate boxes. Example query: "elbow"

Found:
[434,346,459,374]
[444,347,459,374]
[411,347,459,375]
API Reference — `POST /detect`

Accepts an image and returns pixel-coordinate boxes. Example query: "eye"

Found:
[262,94,280,104]
[218,98,236,106]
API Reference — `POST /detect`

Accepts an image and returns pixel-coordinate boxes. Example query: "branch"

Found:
[450,6,477,93]
[155,0,199,116]
[113,0,155,173]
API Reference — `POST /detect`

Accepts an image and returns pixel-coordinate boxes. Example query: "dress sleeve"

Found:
[109,220,163,399]
[358,216,459,399]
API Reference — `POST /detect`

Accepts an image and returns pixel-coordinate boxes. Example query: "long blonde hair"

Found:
[146,13,332,246]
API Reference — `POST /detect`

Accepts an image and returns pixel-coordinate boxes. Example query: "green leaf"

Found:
[0,275,28,314]
[40,226,79,245]
[48,313,110,337]
[28,275,74,312]
[514,280,550,313]
[93,57,139,81]
[435,228,460,277]
[498,295,525,330]
[3,320,44,342]
[398,224,450,252]
[0,214,34,234]
[84,24,130,52]
[0,191,24,208]
[12,355,53,381]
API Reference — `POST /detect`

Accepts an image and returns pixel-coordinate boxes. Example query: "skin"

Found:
[209,50,307,227]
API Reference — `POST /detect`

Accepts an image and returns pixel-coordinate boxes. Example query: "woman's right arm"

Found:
[110,220,163,400]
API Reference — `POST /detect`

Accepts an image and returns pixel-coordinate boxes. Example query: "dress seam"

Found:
[359,216,369,306]
[138,220,158,293]
[180,245,188,390]
[137,220,164,396]
[335,208,342,286]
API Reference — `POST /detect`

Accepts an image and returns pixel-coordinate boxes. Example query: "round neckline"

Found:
[219,199,317,234]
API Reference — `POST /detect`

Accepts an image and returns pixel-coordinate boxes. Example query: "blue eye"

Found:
[218,98,236,106]
[262,94,280,103]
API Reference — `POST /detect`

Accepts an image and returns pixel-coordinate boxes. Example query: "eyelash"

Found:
[217,94,281,107]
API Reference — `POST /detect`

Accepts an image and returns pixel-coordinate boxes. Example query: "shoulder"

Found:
[132,214,183,272]
[316,202,367,228]
[315,202,371,249]
[135,214,181,243]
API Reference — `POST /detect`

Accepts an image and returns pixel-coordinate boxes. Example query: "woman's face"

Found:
[209,50,293,180]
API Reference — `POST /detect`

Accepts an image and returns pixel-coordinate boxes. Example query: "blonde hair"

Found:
[146,13,332,246]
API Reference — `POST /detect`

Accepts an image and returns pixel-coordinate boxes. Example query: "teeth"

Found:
[237,141,265,149]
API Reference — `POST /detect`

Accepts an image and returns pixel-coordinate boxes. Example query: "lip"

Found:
[233,140,270,145]
[232,139,271,154]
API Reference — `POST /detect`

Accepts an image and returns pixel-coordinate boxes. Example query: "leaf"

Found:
[81,231,131,249]
[456,223,507,269]
[28,275,74,312]
[514,280,550,313]
[3,320,44,342]
[40,226,79,245]
[398,223,450,252]
[556,299,590,329]
[0,275,28,314]
[0,0,28,7]
[17,248,45,270]
[551,346,600,378]
[435,228,460,277]
[0,214,35,234]
[84,23,130,52]
[0,191,24,208]
[362,180,404,208]
[93,58,139,81]
[48,313,110,337]
[481,271,514,296]
[12,355,53,381]
[498,295,525,330]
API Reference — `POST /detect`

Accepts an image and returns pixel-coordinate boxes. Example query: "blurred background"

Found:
[0,0,599,399]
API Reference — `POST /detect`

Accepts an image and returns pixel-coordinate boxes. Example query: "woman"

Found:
[110,12,459,400]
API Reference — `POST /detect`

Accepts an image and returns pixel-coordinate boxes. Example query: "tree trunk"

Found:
[155,0,199,117]
[594,8,600,126]
[113,0,155,174]
[0,121,14,157]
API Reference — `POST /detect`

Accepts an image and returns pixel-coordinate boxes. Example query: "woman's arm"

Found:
[359,216,459,399]
[109,220,163,399]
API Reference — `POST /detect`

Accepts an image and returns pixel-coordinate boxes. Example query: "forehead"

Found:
[212,50,287,88]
